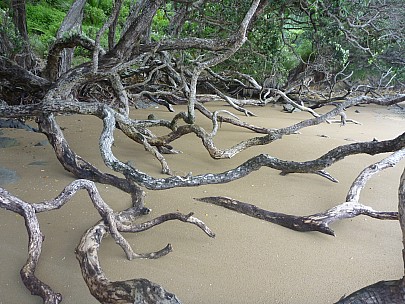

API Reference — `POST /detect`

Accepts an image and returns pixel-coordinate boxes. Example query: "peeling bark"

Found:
[75,223,181,304]
[38,114,146,210]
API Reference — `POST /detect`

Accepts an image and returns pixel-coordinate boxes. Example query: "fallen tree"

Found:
[1,0,405,303]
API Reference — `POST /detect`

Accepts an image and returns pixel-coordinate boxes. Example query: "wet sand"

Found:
[0,103,404,303]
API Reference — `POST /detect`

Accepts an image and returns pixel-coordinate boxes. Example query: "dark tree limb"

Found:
[195,196,396,236]
[0,188,63,304]
[0,55,51,102]
[107,0,164,60]
[44,32,100,81]
[101,106,405,189]
[335,166,405,303]
[195,196,337,235]
[38,113,146,210]
[196,148,405,236]
[1,179,214,303]
[335,280,405,303]
[75,223,181,304]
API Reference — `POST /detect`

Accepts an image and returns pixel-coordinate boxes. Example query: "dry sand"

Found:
[0,102,404,304]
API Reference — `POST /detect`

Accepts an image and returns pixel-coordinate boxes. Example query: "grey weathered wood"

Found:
[196,150,405,236]
[335,168,405,303]
[0,180,214,303]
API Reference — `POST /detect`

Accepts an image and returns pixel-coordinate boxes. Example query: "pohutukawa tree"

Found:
[0,0,404,303]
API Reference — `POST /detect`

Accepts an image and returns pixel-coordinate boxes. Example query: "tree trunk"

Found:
[48,0,86,80]
[10,0,36,71]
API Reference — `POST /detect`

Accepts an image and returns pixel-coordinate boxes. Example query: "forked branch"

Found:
[196,148,405,236]
[0,179,214,303]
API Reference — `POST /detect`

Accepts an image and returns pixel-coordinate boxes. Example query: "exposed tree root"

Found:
[336,166,405,303]
[38,114,147,210]
[336,279,405,304]
[101,105,405,189]
[0,179,214,303]
[75,223,181,304]
[0,188,62,304]
[76,211,215,303]
[195,149,405,302]
[2,0,404,302]
[197,149,405,236]
[195,196,396,236]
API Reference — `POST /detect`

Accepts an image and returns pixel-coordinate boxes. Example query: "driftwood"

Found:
[196,149,405,236]
[195,196,397,236]
[335,167,405,303]
[76,212,214,304]
[0,179,214,303]
[0,188,63,303]
[196,149,405,303]
[336,279,405,303]
[1,0,405,302]
[1,159,404,303]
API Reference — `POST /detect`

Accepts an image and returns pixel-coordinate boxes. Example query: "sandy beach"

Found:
[0,102,404,303]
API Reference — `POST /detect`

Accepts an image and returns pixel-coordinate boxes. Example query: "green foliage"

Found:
[84,4,107,26]
[151,7,172,40]
[81,0,130,49]
[182,0,246,39]
[24,0,128,57]
[26,1,67,56]
[82,3,107,42]
[0,1,10,11]
[2,0,402,86]
[0,8,24,57]
[30,0,71,9]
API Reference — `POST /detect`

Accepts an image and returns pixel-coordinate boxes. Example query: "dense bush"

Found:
[26,1,67,56]
[2,0,403,85]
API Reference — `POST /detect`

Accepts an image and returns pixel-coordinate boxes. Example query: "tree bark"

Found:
[0,179,214,303]
[196,149,405,236]
[335,167,405,303]
[55,0,86,80]
[195,196,397,236]
[10,0,36,70]
[76,223,181,304]
[38,113,146,210]
[336,280,405,304]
